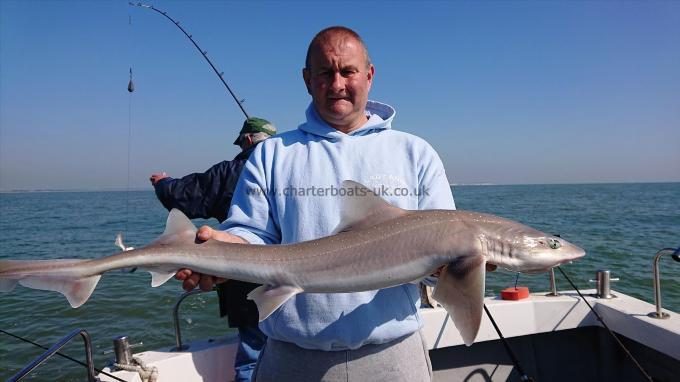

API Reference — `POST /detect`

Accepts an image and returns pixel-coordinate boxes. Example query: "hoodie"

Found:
[222,100,455,350]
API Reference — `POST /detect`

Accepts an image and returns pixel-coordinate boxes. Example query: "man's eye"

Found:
[341,70,357,77]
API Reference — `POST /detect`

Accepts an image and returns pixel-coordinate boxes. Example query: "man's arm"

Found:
[416,141,455,210]
[220,143,281,245]
[151,161,234,222]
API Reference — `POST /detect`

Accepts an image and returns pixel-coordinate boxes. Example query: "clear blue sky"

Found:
[1,0,678,191]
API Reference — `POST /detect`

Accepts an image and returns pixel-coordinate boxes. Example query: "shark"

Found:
[0,181,585,345]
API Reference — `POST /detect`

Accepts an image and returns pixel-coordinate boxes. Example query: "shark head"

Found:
[471,212,586,274]
[499,231,586,273]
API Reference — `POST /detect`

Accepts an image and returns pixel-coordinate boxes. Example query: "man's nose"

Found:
[330,72,345,92]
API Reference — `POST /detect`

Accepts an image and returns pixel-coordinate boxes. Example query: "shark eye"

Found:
[548,238,562,249]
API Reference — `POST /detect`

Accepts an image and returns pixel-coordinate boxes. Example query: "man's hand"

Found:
[149,172,168,186]
[174,226,249,292]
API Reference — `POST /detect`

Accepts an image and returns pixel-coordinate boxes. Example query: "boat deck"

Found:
[99,289,680,382]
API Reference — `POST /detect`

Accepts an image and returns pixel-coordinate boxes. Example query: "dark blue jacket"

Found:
[153,146,260,327]
[153,147,254,223]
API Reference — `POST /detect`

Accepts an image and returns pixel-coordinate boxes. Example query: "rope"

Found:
[114,357,158,382]
[556,266,653,382]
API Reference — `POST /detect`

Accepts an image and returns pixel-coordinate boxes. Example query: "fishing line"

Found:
[556,266,653,382]
[123,9,135,243]
[125,67,133,239]
[0,329,129,382]
[482,305,534,382]
[128,2,249,118]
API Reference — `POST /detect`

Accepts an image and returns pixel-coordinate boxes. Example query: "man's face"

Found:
[303,35,374,133]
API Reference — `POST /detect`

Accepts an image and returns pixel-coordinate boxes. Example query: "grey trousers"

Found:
[252,331,432,382]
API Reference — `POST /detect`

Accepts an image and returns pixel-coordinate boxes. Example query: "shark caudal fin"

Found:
[433,257,486,346]
[0,259,101,308]
[247,285,304,322]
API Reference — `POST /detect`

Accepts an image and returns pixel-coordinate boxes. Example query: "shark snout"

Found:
[564,244,586,261]
[554,245,586,267]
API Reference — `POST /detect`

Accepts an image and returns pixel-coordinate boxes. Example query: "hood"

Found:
[298,100,396,140]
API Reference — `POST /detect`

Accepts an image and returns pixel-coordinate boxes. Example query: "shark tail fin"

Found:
[0,259,101,308]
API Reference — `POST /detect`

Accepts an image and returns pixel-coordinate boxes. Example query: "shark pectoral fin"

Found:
[19,275,102,308]
[247,284,303,322]
[433,257,486,346]
[147,269,177,287]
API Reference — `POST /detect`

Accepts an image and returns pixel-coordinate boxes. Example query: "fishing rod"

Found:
[557,266,654,382]
[129,2,249,119]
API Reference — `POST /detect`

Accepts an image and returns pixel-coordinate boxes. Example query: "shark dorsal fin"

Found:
[332,180,408,234]
[163,209,198,236]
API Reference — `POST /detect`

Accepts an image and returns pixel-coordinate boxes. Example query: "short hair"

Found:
[304,26,371,70]
[238,131,270,146]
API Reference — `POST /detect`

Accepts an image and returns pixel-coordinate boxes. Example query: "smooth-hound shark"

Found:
[0,181,585,345]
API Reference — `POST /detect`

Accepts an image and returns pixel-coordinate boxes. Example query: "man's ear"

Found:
[302,68,312,95]
[366,64,375,90]
[240,135,254,150]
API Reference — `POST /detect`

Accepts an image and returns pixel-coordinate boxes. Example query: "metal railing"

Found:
[8,328,97,382]
[172,289,211,351]
[545,268,560,296]
[648,246,680,319]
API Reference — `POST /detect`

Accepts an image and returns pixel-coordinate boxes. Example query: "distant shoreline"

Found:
[1,181,678,194]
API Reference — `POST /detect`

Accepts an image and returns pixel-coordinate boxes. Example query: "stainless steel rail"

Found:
[589,270,620,299]
[648,246,680,319]
[545,268,560,297]
[8,328,97,382]
[173,289,210,351]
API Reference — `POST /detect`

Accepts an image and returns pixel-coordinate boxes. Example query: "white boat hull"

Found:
[99,289,680,382]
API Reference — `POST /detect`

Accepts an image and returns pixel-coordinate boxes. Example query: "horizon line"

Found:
[1,180,678,193]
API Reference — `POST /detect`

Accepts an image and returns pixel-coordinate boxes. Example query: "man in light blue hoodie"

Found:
[176,26,455,381]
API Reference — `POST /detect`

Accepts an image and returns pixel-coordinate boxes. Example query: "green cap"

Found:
[234,117,276,145]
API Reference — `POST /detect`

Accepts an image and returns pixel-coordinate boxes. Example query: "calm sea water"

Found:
[1,183,678,381]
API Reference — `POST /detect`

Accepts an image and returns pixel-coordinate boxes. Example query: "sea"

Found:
[1,183,678,381]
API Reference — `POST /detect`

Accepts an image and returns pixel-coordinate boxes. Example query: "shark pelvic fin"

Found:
[247,284,303,321]
[148,269,177,287]
[163,209,198,237]
[433,257,486,346]
[332,180,408,234]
